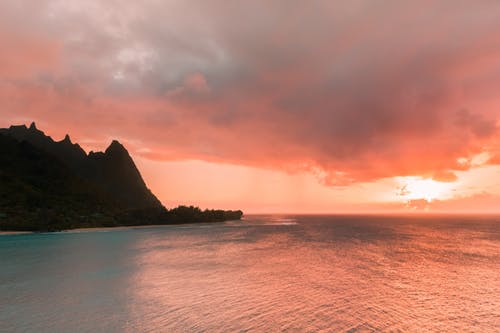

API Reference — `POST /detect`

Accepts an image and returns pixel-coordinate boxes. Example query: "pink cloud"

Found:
[1,1,500,186]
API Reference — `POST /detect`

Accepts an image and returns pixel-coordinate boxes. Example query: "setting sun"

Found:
[397,177,457,202]
[2,2,500,332]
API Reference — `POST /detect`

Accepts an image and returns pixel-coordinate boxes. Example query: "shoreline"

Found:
[0,220,243,236]
[0,231,34,235]
[0,225,184,236]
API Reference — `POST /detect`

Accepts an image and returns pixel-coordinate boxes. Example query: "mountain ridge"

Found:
[0,123,242,231]
[0,122,162,210]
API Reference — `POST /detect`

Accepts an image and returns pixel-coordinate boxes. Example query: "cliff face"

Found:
[87,140,163,209]
[0,123,164,230]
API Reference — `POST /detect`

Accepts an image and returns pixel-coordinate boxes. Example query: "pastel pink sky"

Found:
[1,1,500,213]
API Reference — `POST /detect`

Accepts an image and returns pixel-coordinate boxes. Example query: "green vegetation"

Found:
[0,206,243,232]
[165,206,243,224]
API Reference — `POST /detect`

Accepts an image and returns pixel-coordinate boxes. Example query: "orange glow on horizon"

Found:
[396,177,457,202]
[2,2,500,214]
[134,157,500,214]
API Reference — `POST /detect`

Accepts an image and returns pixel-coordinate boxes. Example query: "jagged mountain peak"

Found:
[104,140,131,160]
[106,140,126,152]
[61,134,72,144]
[1,123,163,210]
[28,122,44,136]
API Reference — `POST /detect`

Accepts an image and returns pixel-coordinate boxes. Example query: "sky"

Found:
[1,0,500,213]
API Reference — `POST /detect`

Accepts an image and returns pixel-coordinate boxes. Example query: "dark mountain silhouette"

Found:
[0,123,161,209]
[0,123,242,231]
[86,140,163,209]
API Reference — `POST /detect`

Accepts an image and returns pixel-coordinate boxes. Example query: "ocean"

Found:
[1,215,499,332]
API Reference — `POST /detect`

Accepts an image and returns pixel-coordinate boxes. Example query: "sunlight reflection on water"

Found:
[1,215,499,332]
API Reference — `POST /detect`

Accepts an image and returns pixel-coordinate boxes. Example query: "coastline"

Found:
[0,225,177,236]
[0,231,34,235]
[0,219,243,236]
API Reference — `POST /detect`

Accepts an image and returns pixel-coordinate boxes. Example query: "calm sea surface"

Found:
[1,215,499,332]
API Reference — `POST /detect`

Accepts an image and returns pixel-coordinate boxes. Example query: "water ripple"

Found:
[0,215,499,332]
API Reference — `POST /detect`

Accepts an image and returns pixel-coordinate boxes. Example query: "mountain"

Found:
[0,122,162,209]
[0,123,242,231]
[0,123,162,209]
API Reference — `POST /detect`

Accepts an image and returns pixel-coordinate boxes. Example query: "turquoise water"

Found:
[1,215,499,332]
